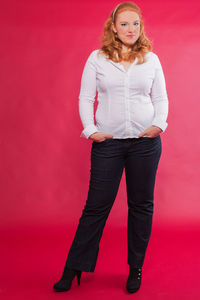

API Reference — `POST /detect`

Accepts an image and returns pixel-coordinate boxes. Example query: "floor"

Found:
[0,223,200,300]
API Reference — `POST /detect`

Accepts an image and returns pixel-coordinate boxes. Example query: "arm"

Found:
[150,54,169,133]
[78,51,99,139]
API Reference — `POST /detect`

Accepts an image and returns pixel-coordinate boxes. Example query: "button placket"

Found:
[124,72,132,135]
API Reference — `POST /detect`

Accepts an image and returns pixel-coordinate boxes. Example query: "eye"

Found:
[121,22,140,26]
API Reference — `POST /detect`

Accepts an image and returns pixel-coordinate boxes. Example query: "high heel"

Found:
[76,270,81,285]
[126,267,142,293]
[53,267,82,292]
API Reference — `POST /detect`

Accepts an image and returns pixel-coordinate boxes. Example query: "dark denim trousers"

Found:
[64,135,162,272]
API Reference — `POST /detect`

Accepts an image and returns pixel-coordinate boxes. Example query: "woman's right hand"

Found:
[89,132,113,142]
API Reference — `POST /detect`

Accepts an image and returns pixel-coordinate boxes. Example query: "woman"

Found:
[53,1,169,294]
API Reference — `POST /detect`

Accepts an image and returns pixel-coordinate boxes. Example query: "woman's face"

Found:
[112,10,140,48]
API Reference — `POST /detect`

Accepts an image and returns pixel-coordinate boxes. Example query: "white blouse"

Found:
[78,49,169,139]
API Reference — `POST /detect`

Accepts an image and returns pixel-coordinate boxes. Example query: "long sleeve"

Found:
[150,54,169,132]
[78,51,99,139]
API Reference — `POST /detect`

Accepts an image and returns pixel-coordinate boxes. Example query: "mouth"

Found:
[127,35,135,38]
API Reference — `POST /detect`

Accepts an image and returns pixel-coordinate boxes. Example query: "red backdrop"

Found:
[0,0,199,228]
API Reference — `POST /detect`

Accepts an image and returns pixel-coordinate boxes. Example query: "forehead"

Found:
[117,10,140,21]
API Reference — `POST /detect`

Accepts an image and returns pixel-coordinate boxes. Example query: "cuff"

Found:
[80,124,99,139]
[151,119,168,133]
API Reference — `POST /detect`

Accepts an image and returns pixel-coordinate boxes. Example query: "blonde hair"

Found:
[98,1,153,65]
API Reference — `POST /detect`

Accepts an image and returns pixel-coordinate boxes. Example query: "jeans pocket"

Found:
[99,138,112,143]
[93,138,113,145]
[142,134,160,139]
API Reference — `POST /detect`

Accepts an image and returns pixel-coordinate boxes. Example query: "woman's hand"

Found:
[89,132,113,142]
[138,125,163,138]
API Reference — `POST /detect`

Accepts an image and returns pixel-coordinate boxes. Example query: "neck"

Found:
[121,44,132,53]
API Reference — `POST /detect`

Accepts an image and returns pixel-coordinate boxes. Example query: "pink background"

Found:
[1,1,200,299]
[0,0,199,228]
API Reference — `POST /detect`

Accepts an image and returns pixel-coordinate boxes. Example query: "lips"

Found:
[127,35,135,37]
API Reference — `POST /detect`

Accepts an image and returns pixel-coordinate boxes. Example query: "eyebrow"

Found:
[120,20,140,23]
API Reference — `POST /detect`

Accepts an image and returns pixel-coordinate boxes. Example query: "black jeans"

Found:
[64,135,162,272]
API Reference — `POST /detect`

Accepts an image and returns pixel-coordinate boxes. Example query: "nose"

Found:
[127,25,135,33]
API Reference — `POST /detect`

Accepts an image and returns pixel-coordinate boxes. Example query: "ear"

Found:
[111,22,117,34]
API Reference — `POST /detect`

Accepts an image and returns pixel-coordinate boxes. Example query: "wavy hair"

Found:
[98,1,153,65]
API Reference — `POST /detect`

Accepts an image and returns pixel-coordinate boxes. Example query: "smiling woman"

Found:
[53,1,169,295]
[99,1,152,64]
[113,12,141,51]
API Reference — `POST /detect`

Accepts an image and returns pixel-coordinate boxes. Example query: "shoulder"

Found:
[145,51,162,68]
[145,51,159,60]
[85,49,106,68]
[88,49,108,61]
[87,49,100,60]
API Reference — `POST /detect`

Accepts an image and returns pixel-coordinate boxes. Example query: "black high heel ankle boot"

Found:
[126,267,142,293]
[53,267,82,292]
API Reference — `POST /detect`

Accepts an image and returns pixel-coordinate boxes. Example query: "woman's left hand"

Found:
[138,125,163,138]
